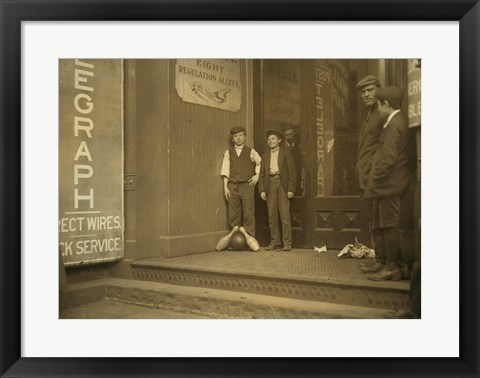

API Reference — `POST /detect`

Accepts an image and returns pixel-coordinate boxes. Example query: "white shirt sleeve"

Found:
[250,148,262,175]
[220,150,230,178]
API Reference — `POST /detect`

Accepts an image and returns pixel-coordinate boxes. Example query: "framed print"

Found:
[1,0,478,377]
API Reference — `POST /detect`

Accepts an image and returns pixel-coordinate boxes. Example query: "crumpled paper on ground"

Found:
[314,245,327,253]
[337,241,375,259]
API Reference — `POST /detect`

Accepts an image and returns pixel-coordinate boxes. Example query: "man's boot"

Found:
[368,227,402,280]
[360,258,378,267]
[362,230,386,273]
[361,261,384,273]
[368,262,402,281]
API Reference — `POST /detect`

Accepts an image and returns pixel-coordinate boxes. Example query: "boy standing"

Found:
[220,126,261,236]
[258,130,297,251]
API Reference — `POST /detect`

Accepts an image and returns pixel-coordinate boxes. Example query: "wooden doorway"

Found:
[254,59,368,249]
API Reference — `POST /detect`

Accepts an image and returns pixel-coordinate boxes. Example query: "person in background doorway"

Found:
[258,130,297,251]
[284,126,304,196]
[354,75,386,274]
[220,126,262,237]
[365,86,416,281]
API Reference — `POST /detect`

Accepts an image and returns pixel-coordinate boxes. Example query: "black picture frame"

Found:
[1,1,478,377]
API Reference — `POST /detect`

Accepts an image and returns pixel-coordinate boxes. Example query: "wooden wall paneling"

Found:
[167,60,249,256]
[134,59,170,258]
[124,59,137,259]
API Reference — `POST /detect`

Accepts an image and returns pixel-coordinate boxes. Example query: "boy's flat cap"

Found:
[266,130,283,139]
[230,126,246,134]
[356,75,381,90]
[375,86,404,107]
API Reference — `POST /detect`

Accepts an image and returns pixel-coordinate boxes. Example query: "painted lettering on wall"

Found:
[407,59,421,128]
[59,216,122,255]
[73,60,95,208]
[59,59,124,266]
[315,63,335,197]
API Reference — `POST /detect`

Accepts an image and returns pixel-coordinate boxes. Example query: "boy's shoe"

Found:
[282,245,292,251]
[265,244,279,251]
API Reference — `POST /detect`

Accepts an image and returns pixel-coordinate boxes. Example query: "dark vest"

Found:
[229,146,254,183]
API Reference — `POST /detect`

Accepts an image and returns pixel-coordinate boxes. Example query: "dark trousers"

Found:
[228,181,255,236]
[372,230,387,265]
[372,179,416,269]
[406,179,421,316]
[407,246,421,316]
[359,189,373,247]
[398,177,416,269]
[266,176,292,247]
[372,196,401,266]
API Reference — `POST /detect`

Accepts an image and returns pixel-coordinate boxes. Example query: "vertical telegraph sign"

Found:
[408,59,421,128]
[315,62,335,197]
[59,59,124,266]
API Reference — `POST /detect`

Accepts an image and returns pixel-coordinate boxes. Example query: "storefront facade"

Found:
[59,58,419,266]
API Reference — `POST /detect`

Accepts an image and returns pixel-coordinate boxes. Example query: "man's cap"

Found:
[266,130,283,139]
[230,126,246,135]
[356,75,381,90]
[375,86,404,107]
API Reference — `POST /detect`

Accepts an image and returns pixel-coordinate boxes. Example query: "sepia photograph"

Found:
[59,58,421,320]
[2,3,474,375]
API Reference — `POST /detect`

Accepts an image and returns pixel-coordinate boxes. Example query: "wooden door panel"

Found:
[290,199,307,248]
[310,196,360,248]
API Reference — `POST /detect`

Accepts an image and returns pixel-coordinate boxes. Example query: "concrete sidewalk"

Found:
[131,249,409,289]
[60,249,411,319]
[60,298,207,319]
[60,278,391,319]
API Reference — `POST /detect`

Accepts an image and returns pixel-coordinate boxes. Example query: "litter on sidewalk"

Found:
[314,245,327,253]
[337,239,375,259]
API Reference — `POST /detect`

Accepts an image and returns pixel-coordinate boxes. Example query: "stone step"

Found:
[60,278,390,319]
[129,252,409,311]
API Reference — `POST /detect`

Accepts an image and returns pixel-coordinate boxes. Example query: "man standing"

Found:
[258,130,297,251]
[220,126,262,237]
[365,86,416,281]
[284,126,304,196]
[355,75,385,274]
